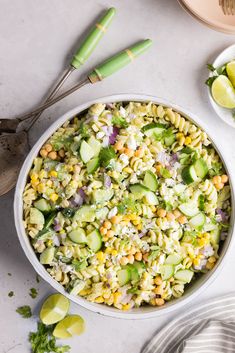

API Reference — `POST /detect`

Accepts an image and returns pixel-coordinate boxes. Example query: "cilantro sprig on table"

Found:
[16,305,32,318]
[29,322,70,353]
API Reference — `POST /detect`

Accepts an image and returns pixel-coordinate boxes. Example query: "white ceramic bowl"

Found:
[14,94,235,319]
[208,44,235,128]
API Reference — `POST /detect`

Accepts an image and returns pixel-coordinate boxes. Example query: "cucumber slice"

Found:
[92,189,114,204]
[40,247,55,265]
[144,191,158,205]
[133,261,146,274]
[34,199,51,213]
[178,202,199,217]
[189,212,206,229]
[80,140,95,163]
[143,170,158,192]
[69,280,86,296]
[96,207,109,220]
[87,230,102,252]
[117,268,131,286]
[194,159,208,179]
[29,208,45,227]
[68,228,87,244]
[165,253,182,265]
[174,269,194,283]
[73,206,96,222]
[130,184,149,199]
[125,264,140,282]
[141,123,166,137]
[182,165,198,184]
[210,227,220,245]
[87,157,100,174]
[160,264,174,280]
[44,211,57,229]
[164,134,176,146]
[87,136,101,156]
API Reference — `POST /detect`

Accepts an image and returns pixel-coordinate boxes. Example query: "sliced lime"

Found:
[226,61,235,87]
[40,294,70,325]
[211,75,235,109]
[53,315,85,339]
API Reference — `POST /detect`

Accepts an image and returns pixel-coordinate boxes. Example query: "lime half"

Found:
[211,75,235,109]
[226,61,235,87]
[53,315,85,339]
[40,294,70,325]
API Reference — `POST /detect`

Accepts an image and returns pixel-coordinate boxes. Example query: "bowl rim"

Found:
[14,93,235,320]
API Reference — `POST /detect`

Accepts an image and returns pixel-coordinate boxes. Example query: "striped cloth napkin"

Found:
[142,293,235,353]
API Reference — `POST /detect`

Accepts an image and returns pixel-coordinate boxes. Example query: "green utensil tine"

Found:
[71,7,116,69]
[88,39,152,83]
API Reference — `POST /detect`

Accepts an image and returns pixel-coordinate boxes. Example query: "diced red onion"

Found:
[216,208,228,222]
[78,188,86,200]
[138,232,145,238]
[104,174,112,188]
[54,218,59,225]
[106,273,112,280]
[109,127,119,145]
[52,235,60,246]
[54,224,62,232]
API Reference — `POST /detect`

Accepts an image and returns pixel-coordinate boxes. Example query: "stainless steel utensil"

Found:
[0,39,152,196]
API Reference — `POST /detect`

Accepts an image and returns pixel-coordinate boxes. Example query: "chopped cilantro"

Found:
[8,291,14,297]
[207,63,216,72]
[79,123,89,139]
[7,272,12,276]
[208,162,222,177]
[112,115,129,128]
[72,259,88,271]
[16,305,32,318]
[160,167,171,178]
[199,194,205,211]
[29,288,38,299]
[62,208,76,218]
[99,146,116,167]
[36,274,40,283]
[205,76,217,88]
[148,248,160,261]
[29,322,70,353]
[117,197,137,214]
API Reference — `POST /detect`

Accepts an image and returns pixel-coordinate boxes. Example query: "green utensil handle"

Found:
[71,7,116,69]
[88,39,152,83]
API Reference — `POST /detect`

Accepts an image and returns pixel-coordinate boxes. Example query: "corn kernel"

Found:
[187,247,195,259]
[155,298,165,306]
[30,173,38,182]
[37,183,46,193]
[96,251,105,262]
[137,224,142,231]
[198,238,208,247]
[49,170,58,178]
[105,247,112,254]
[39,170,46,179]
[193,258,200,266]
[184,136,192,145]
[154,276,163,285]
[123,167,133,173]
[95,296,104,304]
[46,180,53,187]
[111,249,118,256]
[114,292,121,304]
[176,132,184,139]
[50,193,59,202]
[122,304,131,311]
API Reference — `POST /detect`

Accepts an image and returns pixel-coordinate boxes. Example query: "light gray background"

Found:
[0,1,235,352]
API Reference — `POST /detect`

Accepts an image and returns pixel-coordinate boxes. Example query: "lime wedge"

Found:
[226,61,235,87]
[40,294,70,325]
[211,75,235,109]
[53,315,85,339]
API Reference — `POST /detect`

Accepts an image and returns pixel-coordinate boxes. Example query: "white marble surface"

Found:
[1,1,235,352]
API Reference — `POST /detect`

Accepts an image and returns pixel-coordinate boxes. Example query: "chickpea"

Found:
[154,276,163,286]
[100,227,107,235]
[127,254,135,264]
[40,149,48,158]
[173,209,182,218]
[212,175,222,185]
[103,221,112,229]
[111,215,122,224]
[155,298,165,306]
[215,182,224,190]
[206,261,215,270]
[143,253,149,262]
[178,215,187,224]
[166,212,175,221]
[154,286,163,295]
[106,230,115,238]
[48,151,57,160]
[44,143,52,152]
[157,208,167,218]
[221,174,228,183]
[114,141,124,151]
[135,252,143,261]
[124,148,134,157]
[134,148,144,158]
[58,149,65,158]
[120,257,129,266]
[155,164,162,175]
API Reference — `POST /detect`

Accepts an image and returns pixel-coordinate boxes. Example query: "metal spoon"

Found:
[0,39,152,196]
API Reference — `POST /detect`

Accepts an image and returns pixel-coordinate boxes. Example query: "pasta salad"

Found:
[23,101,231,310]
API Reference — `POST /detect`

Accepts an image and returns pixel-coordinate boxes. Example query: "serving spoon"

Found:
[0,39,152,196]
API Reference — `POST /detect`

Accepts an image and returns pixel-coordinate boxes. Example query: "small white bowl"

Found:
[208,44,235,128]
[14,94,235,319]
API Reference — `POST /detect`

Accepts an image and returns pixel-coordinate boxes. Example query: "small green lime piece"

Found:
[40,294,70,325]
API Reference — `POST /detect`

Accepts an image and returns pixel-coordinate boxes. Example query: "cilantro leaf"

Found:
[208,162,223,177]
[112,115,129,128]
[79,122,89,139]
[29,288,38,299]
[205,76,217,88]
[29,322,70,353]
[16,305,32,318]
[207,63,216,72]
[99,147,116,167]
[199,194,205,211]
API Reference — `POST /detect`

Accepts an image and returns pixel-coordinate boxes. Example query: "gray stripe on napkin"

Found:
[142,293,235,353]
